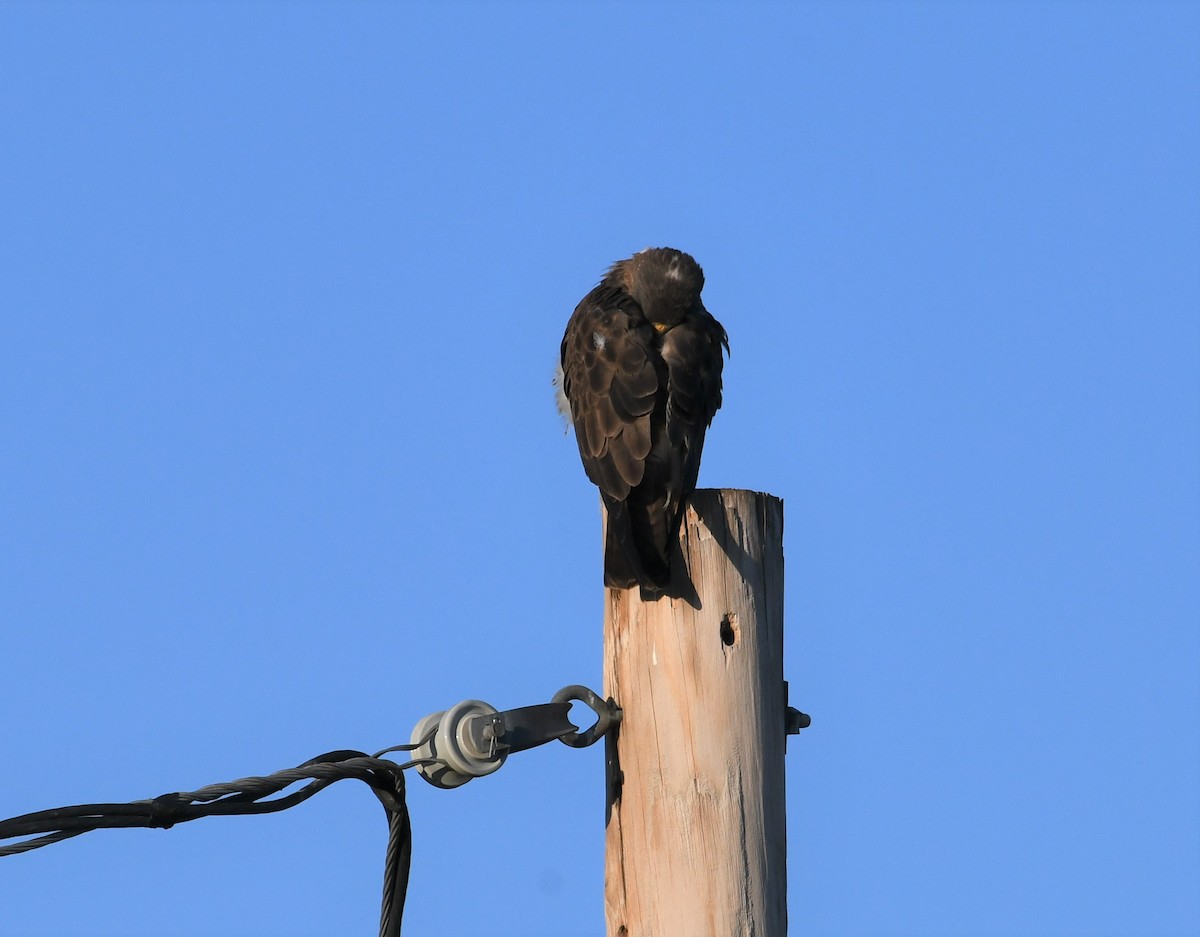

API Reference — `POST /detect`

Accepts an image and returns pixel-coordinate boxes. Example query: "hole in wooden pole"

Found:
[720,613,737,646]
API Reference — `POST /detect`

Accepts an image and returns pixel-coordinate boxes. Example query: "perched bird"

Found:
[558,248,728,591]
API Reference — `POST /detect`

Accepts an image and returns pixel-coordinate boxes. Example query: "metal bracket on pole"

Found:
[784,680,811,750]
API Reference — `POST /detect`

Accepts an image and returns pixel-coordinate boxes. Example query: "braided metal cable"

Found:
[0,741,437,935]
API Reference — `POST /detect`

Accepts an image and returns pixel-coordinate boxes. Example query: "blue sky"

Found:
[1,2,1197,935]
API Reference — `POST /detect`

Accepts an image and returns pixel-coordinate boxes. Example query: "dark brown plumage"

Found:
[559,248,728,590]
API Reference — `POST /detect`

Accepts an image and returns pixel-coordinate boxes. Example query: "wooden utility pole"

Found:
[603,488,789,937]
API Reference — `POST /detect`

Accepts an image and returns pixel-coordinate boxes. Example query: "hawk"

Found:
[558,248,728,591]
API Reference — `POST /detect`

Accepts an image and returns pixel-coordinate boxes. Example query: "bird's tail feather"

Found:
[603,497,670,591]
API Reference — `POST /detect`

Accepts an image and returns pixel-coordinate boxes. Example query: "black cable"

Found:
[0,741,435,934]
[376,774,412,937]
[0,753,386,844]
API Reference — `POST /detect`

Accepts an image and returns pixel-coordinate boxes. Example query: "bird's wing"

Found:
[560,285,664,501]
[661,308,728,515]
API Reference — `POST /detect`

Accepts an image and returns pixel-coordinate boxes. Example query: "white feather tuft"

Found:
[552,360,572,427]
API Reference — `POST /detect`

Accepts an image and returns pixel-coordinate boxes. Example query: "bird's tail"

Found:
[602,497,670,591]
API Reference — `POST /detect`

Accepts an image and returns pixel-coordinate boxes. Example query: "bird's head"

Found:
[617,247,705,333]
